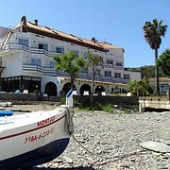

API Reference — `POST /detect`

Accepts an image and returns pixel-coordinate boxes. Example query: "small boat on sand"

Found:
[0,89,74,169]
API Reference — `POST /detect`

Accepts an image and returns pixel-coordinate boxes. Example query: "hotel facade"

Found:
[0,16,141,96]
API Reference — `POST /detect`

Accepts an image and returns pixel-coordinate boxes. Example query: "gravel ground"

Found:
[3,104,170,170]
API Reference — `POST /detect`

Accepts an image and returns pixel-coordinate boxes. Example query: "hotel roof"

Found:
[15,16,124,52]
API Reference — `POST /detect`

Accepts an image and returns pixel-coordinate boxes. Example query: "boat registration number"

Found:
[24,127,55,144]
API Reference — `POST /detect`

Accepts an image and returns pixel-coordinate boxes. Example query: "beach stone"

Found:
[140,141,170,153]
[162,140,170,146]
[7,104,170,169]
[52,157,63,163]
[63,156,73,164]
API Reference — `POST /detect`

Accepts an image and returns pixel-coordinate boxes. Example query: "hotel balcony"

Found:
[1,42,130,83]
[23,64,130,84]
[104,63,123,70]
[1,43,124,70]
[0,43,62,57]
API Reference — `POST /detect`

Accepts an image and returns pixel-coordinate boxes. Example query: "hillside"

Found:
[125,65,166,79]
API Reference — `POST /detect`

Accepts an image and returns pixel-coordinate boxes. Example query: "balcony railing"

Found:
[114,65,123,70]
[1,43,125,71]
[2,43,129,83]
[23,64,130,83]
[105,64,114,68]
[104,63,123,70]
[23,64,67,76]
[1,43,62,57]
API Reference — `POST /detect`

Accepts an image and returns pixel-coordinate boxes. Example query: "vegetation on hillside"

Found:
[125,65,165,79]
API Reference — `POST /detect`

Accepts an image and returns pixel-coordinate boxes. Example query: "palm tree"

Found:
[143,19,167,95]
[54,51,86,90]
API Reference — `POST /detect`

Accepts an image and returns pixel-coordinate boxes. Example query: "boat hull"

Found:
[0,137,69,169]
[0,107,72,169]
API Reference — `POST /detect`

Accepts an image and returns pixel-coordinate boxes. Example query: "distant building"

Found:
[0,16,141,96]
[149,77,170,94]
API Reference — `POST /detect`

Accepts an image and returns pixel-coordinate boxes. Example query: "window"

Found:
[81,68,88,73]
[50,61,55,68]
[116,62,123,66]
[56,47,64,53]
[124,74,130,79]
[39,43,48,51]
[84,52,88,59]
[115,73,121,78]
[96,70,100,75]
[18,39,29,46]
[105,71,111,77]
[73,50,79,57]
[31,58,41,66]
[106,59,113,64]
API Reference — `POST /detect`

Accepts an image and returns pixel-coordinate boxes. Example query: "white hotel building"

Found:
[0,16,141,96]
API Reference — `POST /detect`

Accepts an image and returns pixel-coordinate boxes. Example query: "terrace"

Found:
[0,43,130,84]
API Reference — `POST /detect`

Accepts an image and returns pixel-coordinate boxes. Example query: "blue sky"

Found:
[0,0,170,67]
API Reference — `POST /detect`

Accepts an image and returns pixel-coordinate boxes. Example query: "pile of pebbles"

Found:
[5,104,170,169]
[35,108,169,170]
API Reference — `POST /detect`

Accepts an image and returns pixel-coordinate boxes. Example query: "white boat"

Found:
[0,89,74,169]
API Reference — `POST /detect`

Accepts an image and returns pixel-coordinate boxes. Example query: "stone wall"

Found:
[0,93,61,102]
[0,93,139,107]
[74,95,139,107]
[0,93,36,101]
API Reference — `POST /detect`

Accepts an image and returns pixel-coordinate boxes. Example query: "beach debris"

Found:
[140,141,170,153]
[0,102,12,107]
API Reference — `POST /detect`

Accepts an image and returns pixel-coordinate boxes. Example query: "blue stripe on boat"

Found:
[0,138,69,169]
[0,110,13,116]
[66,89,73,97]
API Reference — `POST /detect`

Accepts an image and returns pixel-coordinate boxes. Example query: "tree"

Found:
[54,51,86,89]
[127,79,154,96]
[143,19,167,95]
[86,52,104,105]
[157,49,170,77]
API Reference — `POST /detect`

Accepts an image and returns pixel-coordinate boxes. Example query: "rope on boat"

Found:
[71,133,146,161]
[64,104,146,161]
[65,107,74,135]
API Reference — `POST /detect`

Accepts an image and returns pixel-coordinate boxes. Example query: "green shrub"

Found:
[60,97,65,104]
[102,103,113,112]
[75,102,114,113]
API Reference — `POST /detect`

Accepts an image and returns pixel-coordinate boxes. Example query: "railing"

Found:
[23,64,130,84]
[105,64,114,68]
[2,43,129,84]
[139,96,169,101]
[104,64,123,70]
[114,65,123,70]
[0,43,62,57]
[122,78,131,84]
[23,64,68,76]
[2,43,124,69]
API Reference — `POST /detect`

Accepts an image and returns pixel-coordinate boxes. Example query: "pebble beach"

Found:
[4,103,170,170]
